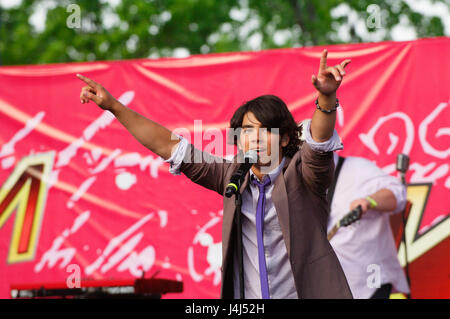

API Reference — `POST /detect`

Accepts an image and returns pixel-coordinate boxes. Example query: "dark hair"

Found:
[227,95,301,158]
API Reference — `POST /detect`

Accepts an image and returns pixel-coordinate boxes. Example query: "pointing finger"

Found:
[319,49,328,71]
[76,74,100,89]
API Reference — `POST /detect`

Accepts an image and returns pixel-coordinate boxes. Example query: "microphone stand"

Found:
[233,181,245,299]
[226,151,257,300]
[397,154,411,299]
[400,171,411,299]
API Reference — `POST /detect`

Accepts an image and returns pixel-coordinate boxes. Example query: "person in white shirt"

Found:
[326,151,410,299]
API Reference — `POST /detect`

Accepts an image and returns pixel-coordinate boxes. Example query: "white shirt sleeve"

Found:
[164,136,189,175]
[358,159,407,214]
[301,119,344,152]
[383,179,407,214]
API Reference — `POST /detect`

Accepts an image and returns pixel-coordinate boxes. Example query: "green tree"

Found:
[0,0,448,66]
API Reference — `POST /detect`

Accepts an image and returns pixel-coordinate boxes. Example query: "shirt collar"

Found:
[249,156,286,184]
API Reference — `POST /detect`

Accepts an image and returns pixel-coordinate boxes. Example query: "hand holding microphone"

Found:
[225,150,258,197]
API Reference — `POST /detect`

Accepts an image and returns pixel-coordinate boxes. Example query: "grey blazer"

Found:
[179,142,353,299]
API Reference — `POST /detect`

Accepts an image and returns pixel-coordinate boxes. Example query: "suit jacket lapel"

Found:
[239,171,250,194]
[272,157,292,257]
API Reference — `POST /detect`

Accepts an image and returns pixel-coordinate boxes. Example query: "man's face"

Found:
[237,112,289,169]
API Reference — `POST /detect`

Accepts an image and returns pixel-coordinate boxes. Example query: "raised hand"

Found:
[77,74,117,111]
[311,49,351,96]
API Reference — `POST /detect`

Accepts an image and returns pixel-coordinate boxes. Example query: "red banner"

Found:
[0,37,449,298]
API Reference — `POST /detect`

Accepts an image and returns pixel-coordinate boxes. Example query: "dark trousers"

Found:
[370,283,393,299]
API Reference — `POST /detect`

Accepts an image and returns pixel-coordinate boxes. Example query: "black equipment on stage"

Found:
[10,277,183,299]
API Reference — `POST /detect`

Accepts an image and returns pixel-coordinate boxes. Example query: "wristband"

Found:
[315,98,340,113]
[365,196,378,209]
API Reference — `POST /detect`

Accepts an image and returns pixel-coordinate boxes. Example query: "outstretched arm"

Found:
[77,74,179,160]
[310,49,351,142]
[77,74,230,195]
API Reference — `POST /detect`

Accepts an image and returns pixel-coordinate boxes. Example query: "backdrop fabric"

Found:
[0,37,449,298]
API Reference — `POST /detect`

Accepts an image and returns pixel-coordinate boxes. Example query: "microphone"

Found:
[396,154,410,185]
[225,150,258,198]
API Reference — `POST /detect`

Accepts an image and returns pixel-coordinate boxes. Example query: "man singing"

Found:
[77,49,353,299]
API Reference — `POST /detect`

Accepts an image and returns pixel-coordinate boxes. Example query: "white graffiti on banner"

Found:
[44,90,163,207]
[359,100,450,188]
[34,211,163,278]
[49,91,132,202]
[359,112,414,156]
[84,213,156,277]
[187,210,222,286]
[419,101,450,159]
[34,211,90,272]
[0,112,45,169]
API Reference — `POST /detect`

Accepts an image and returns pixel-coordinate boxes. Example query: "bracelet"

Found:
[365,196,378,209]
[315,98,340,113]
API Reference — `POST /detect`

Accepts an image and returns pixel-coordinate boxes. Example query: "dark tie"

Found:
[251,175,271,299]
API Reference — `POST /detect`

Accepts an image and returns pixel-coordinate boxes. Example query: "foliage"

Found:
[0,0,447,65]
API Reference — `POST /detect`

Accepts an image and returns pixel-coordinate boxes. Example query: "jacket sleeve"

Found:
[299,119,343,196]
[165,137,231,196]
